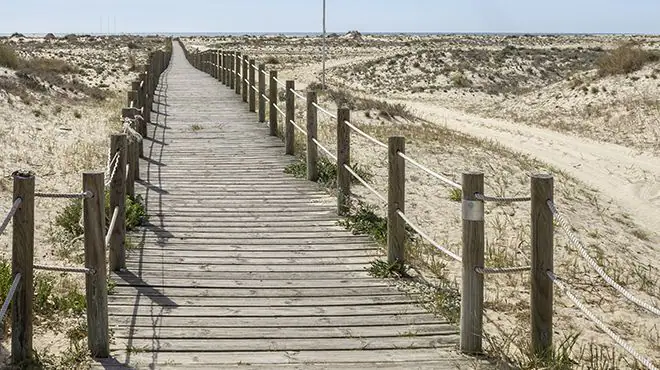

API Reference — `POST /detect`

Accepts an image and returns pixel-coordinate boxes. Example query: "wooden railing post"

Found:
[235,52,241,95]
[83,172,109,358]
[109,134,127,272]
[258,64,266,122]
[143,64,151,124]
[11,171,35,365]
[269,71,278,137]
[306,91,318,181]
[285,80,295,155]
[249,59,256,112]
[242,56,249,103]
[460,172,485,355]
[531,174,554,361]
[230,52,236,90]
[225,53,230,87]
[337,108,351,216]
[388,136,406,266]
[131,81,140,107]
[219,51,224,82]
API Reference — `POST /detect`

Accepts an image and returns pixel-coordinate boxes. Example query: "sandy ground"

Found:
[0,34,165,366]
[186,34,660,367]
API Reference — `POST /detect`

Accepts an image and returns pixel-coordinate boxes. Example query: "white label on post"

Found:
[462,200,484,221]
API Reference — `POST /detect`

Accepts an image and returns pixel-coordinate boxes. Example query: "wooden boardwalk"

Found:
[94,43,482,369]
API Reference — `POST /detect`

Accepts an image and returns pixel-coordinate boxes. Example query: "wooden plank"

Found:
[106,313,442,327]
[110,323,456,339]
[111,278,390,289]
[93,349,471,368]
[109,286,404,298]
[109,335,458,352]
[108,295,418,307]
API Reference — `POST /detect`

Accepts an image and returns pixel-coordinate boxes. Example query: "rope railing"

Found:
[0,273,21,324]
[0,198,22,236]
[343,164,387,204]
[273,104,285,117]
[474,193,531,203]
[105,151,120,186]
[475,265,531,274]
[396,210,462,262]
[289,120,307,136]
[33,264,93,275]
[344,120,388,149]
[261,93,271,103]
[312,102,338,119]
[397,151,462,189]
[289,87,307,102]
[547,200,660,316]
[106,206,120,248]
[547,271,658,370]
[273,76,286,88]
[34,191,92,199]
[312,138,337,161]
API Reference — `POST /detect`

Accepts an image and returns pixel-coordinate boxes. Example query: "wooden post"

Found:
[258,64,266,122]
[235,52,241,95]
[11,171,34,365]
[126,139,136,198]
[531,174,554,361]
[131,81,140,107]
[242,56,249,103]
[224,53,230,86]
[460,172,485,355]
[306,91,318,181]
[230,53,236,90]
[249,59,256,112]
[269,71,278,137]
[143,64,151,124]
[127,90,137,108]
[285,80,295,155]
[337,108,351,216]
[109,134,127,272]
[83,172,109,358]
[220,51,225,84]
[388,137,406,266]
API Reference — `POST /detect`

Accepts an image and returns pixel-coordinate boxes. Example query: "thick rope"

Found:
[312,138,337,161]
[312,102,337,119]
[273,77,286,88]
[344,120,388,149]
[33,264,94,275]
[548,200,660,316]
[0,273,21,324]
[273,104,285,117]
[34,191,93,199]
[261,94,271,103]
[397,152,462,189]
[289,120,307,135]
[289,88,307,102]
[547,271,658,370]
[105,206,120,248]
[476,266,531,274]
[343,164,387,203]
[396,210,462,262]
[0,198,22,236]
[474,193,531,203]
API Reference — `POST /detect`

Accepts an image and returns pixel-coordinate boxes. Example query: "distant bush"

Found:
[266,56,280,64]
[597,44,659,77]
[0,44,21,69]
[326,87,414,120]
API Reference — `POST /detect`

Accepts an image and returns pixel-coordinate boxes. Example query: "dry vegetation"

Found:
[0,33,166,368]
[186,33,660,369]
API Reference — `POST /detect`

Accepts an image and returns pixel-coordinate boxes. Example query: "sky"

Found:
[0,0,659,35]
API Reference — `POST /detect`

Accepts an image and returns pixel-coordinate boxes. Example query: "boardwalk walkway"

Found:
[94,43,479,369]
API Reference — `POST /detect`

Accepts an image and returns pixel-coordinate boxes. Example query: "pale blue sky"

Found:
[0,0,658,35]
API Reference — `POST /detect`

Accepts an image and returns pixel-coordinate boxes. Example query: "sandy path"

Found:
[402,102,660,237]
[289,58,660,240]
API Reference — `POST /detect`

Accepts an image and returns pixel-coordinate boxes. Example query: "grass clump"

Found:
[285,156,372,188]
[51,192,147,263]
[597,43,659,77]
[325,87,414,120]
[0,43,21,69]
[367,259,409,278]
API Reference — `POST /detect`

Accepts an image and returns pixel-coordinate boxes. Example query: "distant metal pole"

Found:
[322,0,326,89]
